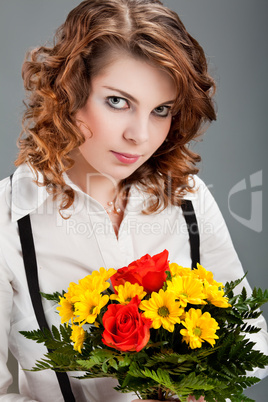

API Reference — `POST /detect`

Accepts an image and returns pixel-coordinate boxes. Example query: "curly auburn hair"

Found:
[16,0,216,214]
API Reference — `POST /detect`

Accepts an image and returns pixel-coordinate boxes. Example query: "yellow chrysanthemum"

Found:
[193,264,223,289]
[67,268,115,305]
[169,263,192,278]
[110,282,147,304]
[180,308,219,349]
[70,324,85,354]
[74,289,109,325]
[193,264,215,285]
[77,274,110,296]
[140,289,184,332]
[166,275,207,307]
[204,281,231,308]
[91,267,116,281]
[57,296,75,325]
[62,282,80,305]
[63,280,94,305]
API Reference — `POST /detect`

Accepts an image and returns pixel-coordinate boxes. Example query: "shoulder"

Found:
[184,175,216,209]
[0,175,12,223]
[181,175,228,235]
[0,164,49,223]
[0,175,11,194]
[186,174,209,195]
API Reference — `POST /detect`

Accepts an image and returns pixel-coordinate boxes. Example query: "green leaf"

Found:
[127,362,147,379]
[224,275,247,298]
[102,360,108,373]
[40,291,65,303]
[20,328,53,344]
[109,358,118,370]
[118,355,131,367]
[240,287,247,301]
[52,325,61,341]
[60,324,72,342]
[142,367,173,385]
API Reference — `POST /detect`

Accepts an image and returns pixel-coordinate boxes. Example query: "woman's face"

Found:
[74,54,176,183]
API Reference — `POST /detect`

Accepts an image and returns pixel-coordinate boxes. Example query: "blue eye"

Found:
[153,105,170,117]
[107,96,128,110]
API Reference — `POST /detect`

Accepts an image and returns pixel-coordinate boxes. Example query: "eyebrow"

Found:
[103,86,175,106]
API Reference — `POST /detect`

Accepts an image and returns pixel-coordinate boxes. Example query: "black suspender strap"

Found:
[17,214,76,402]
[181,200,200,269]
[18,216,48,331]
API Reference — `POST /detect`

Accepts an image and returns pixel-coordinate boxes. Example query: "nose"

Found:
[123,114,150,144]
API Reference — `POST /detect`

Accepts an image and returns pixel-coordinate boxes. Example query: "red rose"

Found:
[102,296,151,352]
[111,249,170,294]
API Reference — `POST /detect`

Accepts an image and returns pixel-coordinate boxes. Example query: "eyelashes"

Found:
[105,96,171,118]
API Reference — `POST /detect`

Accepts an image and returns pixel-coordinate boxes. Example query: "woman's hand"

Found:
[188,396,205,402]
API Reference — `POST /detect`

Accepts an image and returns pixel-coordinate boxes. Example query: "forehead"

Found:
[91,54,176,104]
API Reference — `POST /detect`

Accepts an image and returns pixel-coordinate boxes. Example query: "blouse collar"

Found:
[10,163,149,222]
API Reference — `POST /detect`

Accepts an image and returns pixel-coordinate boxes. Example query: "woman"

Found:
[0,0,267,401]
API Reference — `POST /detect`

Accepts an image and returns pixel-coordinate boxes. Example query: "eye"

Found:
[106,96,129,110]
[153,105,171,118]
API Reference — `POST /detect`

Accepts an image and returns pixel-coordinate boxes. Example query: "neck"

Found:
[67,149,121,207]
[67,149,128,238]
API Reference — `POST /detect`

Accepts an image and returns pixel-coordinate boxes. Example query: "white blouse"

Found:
[0,163,267,402]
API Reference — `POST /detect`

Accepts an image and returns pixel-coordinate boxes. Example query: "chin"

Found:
[106,166,141,182]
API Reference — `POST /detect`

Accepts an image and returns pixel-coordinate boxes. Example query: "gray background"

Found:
[1,0,267,399]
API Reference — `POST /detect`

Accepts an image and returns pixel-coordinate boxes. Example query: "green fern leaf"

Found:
[20,328,53,344]
[40,291,65,303]
[224,276,246,297]
[51,325,61,341]
[59,324,72,343]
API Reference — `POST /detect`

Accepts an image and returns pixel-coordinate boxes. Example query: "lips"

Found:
[111,151,141,164]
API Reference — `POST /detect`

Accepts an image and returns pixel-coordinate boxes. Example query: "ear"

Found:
[75,117,93,140]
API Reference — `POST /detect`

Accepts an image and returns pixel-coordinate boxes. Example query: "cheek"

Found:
[87,114,126,143]
[162,118,172,138]
[151,120,171,148]
[76,102,108,140]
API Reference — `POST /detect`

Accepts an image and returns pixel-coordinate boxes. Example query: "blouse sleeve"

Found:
[193,178,268,379]
[0,247,37,402]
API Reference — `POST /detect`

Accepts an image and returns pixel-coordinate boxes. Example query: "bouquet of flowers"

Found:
[21,250,268,401]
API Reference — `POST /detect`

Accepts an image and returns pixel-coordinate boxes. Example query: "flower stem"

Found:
[158,385,163,400]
